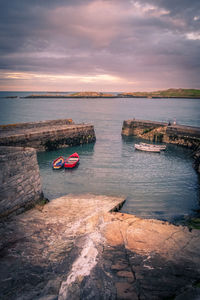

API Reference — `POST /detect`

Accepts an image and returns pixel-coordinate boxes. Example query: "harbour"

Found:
[1,0,200,298]
[0,94,200,299]
[0,94,200,222]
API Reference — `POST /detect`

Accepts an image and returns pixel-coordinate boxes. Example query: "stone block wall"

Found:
[0,119,96,218]
[122,119,200,147]
[42,124,96,151]
[0,121,96,151]
[166,125,200,148]
[122,119,167,137]
[121,119,200,174]
[0,146,43,219]
[194,148,200,173]
[0,118,74,131]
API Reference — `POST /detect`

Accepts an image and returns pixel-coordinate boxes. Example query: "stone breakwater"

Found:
[0,119,96,151]
[0,146,43,219]
[122,119,200,173]
[0,119,96,218]
[0,194,200,300]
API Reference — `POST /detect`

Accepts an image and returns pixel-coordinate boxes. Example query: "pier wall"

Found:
[122,120,167,140]
[0,119,96,218]
[0,146,43,218]
[0,119,96,151]
[122,119,200,146]
[122,119,200,173]
[0,118,74,131]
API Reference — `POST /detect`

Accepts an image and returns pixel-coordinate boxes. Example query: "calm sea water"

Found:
[0,92,200,222]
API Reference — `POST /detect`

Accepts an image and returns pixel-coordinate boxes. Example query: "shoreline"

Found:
[21,94,200,99]
[1,88,200,99]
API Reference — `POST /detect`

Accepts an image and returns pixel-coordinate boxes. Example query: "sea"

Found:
[0,91,200,222]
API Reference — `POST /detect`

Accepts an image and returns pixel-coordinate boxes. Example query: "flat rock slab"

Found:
[0,194,200,300]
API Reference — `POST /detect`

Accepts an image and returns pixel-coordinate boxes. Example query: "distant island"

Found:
[22,89,200,99]
[22,92,116,99]
[119,88,200,99]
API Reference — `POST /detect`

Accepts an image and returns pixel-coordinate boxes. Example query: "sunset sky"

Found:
[0,0,200,92]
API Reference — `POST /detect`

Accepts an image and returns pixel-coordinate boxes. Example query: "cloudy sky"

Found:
[0,0,200,91]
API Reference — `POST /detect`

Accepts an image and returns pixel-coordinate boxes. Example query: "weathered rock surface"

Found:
[0,194,200,300]
[193,146,200,173]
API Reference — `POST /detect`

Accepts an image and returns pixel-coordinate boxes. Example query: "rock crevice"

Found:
[1,195,200,299]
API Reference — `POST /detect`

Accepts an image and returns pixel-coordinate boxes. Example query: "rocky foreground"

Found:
[0,194,200,300]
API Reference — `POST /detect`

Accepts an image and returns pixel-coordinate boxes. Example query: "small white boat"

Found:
[135,143,165,152]
[140,143,166,150]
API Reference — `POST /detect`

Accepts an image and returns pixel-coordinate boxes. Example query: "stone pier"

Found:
[0,119,96,218]
[122,119,200,146]
[1,119,200,299]
[122,119,200,173]
[0,194,200,300]
[0,119,96,151]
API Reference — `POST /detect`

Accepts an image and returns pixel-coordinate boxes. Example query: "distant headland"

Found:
[21,88,200,99]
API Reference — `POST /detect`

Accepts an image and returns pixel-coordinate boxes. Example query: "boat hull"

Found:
[135,144,161,152]
[64,152,79,168]
[140,143,166,150]
[52,156,65,169]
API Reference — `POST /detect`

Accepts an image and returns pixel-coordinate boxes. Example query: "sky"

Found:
[0,0,200,92]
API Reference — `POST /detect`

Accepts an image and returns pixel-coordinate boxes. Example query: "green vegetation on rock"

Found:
[67,91,115,98]
[120,88,200,98]
[23,88,200,99]
[187,217,200,230]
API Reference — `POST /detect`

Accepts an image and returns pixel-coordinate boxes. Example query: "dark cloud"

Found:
[0,0,200,90]
[140,0,200,15]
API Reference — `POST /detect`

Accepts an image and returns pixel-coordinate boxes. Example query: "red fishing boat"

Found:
[52,156,65,169]
[64,152,79,168]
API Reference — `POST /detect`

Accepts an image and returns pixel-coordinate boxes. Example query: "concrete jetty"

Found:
[0,194,200,300]
[0,119,96,151]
